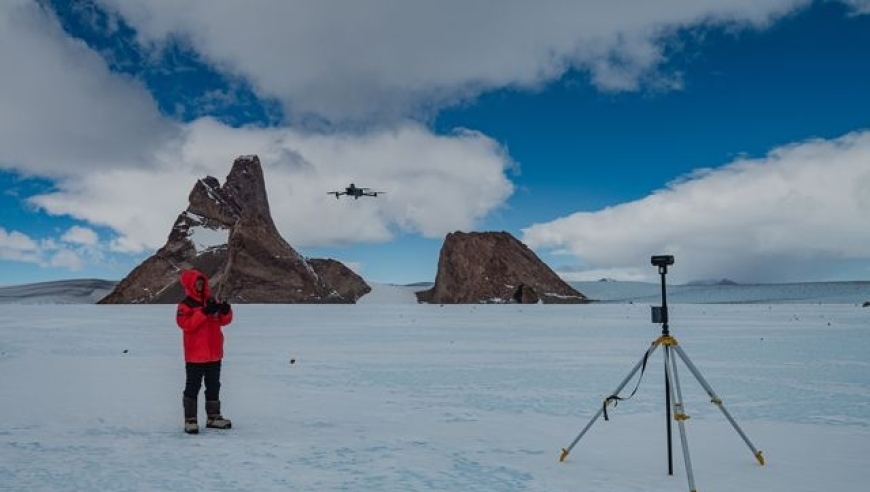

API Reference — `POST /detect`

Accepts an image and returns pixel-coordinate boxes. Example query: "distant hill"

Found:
[403,282,435,288]
[571,280,870,304]
[685,278,740,286]
[0,279,117,304]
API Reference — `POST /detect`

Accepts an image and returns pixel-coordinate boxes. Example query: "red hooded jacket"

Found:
[176,270,233,363]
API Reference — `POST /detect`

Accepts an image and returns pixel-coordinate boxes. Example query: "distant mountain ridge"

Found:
[685,278,741,286]
[571,280,870,305]
[2,279,869,305]
[0,279,117,304]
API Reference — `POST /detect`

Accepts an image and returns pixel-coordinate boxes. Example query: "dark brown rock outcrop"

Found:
[309,259,371,302]
[416,231,588,304]
[99,155,369,304]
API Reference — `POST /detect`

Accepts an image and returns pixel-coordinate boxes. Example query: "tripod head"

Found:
[651,254,674,272]
[650,255,674,335]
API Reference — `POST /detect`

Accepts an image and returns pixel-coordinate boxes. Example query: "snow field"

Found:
[1,303,868,491]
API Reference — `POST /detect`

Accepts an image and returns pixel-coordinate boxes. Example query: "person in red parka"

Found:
[176,269,233,434]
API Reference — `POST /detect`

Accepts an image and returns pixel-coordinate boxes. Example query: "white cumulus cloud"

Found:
[0,1,175,178]
[61,226,99,246]
[0,226,88,271]
[28,118,515,253]
[0,226,43,268]
[93,0,813,124]
[49,249,85,270]
[1,2,515,259]
[0,227,39,254]
[523,131,870,283]
[3,0,869,281]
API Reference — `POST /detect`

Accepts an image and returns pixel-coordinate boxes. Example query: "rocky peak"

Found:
[186,155,272,227]
[187,176,239,228]
[416,231,588,304]
[99,155,369,304]
[222,155,273,225]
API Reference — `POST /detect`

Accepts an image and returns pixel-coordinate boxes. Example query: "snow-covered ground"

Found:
[356,283,422,304]
[1,300,868,491]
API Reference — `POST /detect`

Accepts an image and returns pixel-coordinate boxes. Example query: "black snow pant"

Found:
[183,360,222,401]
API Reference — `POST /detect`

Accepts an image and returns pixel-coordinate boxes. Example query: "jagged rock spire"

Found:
[100,155,369,304]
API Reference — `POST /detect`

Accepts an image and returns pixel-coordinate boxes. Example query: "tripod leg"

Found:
[672,345,765,466]
[664,348,673,475]
[666,346,698,492]
[560,343,660,462]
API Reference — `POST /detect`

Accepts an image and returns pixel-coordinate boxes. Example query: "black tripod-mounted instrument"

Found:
[559,255,764,492]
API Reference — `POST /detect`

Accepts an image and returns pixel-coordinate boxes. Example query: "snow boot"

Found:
[206,400,232,429]
[183,396,199,434]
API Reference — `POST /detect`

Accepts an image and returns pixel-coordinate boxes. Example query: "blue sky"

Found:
[2,0,870,286]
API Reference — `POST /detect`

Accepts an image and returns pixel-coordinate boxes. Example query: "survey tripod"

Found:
[559,255,764,492]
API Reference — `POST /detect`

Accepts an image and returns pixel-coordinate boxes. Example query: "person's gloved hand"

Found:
[219,301,231,315]
[203,298,220,315]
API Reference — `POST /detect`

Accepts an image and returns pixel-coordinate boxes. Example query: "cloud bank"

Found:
[27,119,515,254]
[0,0,174,177]
[92,0,812,123]
[0,225,101,271]
[0,1,514,259]
[523,131,870,283]
[2,0,869,283]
